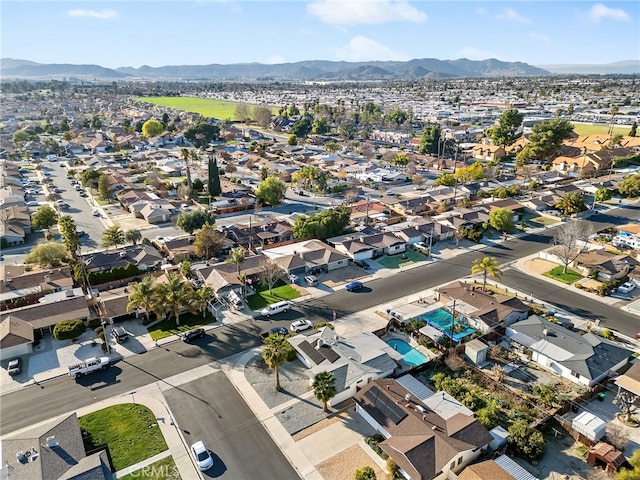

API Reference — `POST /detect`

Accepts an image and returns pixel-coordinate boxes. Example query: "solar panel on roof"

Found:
[319,345,340,363]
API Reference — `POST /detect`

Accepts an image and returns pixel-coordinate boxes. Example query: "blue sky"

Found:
[2,1,638,68]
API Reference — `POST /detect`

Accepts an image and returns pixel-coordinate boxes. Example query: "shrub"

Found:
[53,319,86,340]
[313,322,335,330]
[365,434,389,460]
[600,329,615,340]
[387,459,400,479]
[354,466,377,480]
[508,420,545,461]
[88,318,102,329]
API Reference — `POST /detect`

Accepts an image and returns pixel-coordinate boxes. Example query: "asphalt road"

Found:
[164,372,299,479]
[2,205,638,435]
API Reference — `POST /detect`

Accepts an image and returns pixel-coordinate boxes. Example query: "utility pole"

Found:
[365,194,370,226]
[449,299,457,350]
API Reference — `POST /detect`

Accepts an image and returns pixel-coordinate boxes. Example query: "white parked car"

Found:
[190,441,213,471]
[261,300,292,317]
[290,319,313,333]
[92,209,100,217]
[618,282,636,294]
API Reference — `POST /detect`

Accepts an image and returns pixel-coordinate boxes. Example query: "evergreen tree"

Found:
[208,157,221,196]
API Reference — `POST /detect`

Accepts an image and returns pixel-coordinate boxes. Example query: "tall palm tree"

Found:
[191,285,214,318]
[126,276,157,323]
[312,371,336,412]
[227,247,246,277]
[471,256,502,291]
[180,148,193,196]
[157,272,195,326]
[262,334,291,391]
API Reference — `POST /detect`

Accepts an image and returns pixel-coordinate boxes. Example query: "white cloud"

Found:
[308,0,426,26]
[333,36,409,61]
[496,7,529,23]
[67,9,119,20]
[587,3,630,23]
[455,46,497,61]
[529,32,550,44]
[265,55,285,65]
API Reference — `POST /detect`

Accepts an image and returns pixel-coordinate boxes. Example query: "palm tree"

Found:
[179,260,192,278]
[312,371,336,412]
[227,247,246,277]
[471,256,502,291]
[157,271,195,326]
[180,148,193,196]
[555,192,586,216]
[126,276,157,323]
[125,228,142,245]
[191,285,214,318]
[262,334,291,391]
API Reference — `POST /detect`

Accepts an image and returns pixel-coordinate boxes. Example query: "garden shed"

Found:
[586,442,629,474]
[464,338,488,366]
[572,411,606,442]
[488,425,509,451]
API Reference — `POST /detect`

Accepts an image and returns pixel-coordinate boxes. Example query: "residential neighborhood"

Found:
[1,75,640,480]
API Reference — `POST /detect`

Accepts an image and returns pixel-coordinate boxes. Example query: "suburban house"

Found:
[1,266,74,308]
[614,360,640,401]
[195,254,266,305]
[572,250,637,282]
[550,151,618,178]
[0,413,112,480]
[354,378,493,480]
[477,198,525,223]
[612,223,640,250]
[471,144,506,162]
[82,244,163,274]
[261,239,350,276]
[225,220,293,250]
[506,315,632,387]
[160,235,197,263]
[0,316,34,360]
[457,456,539,480]
[332,232,407,260]
[435,281,530,333]
[288,328,401,406]
[355,168,407,183]
[416,222,456,243]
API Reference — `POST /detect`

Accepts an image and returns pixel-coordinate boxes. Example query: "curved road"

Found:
[1,205,638,434]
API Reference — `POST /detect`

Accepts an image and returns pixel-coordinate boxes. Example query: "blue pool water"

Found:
[420,308,476,342]
[386,339,428,367]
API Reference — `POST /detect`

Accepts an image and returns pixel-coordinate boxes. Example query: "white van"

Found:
[261,300,292,317]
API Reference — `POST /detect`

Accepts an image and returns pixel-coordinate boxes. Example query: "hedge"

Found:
[88,263,142,286]
[53,319,86,340]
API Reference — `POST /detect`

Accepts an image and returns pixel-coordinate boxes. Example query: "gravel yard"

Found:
[276,398,330,434]
[316,444,388,480]
[243,356,311,409]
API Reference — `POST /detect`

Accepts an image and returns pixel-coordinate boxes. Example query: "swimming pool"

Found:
[386,339,428,367]
[419,308,476,342]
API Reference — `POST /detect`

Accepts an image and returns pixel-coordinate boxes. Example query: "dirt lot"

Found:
[316,445,388,480]
[322,264,369,288]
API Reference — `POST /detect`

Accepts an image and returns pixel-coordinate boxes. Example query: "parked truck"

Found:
[68,357,110,378]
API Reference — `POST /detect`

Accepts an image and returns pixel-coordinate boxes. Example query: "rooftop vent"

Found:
[45,436,58,448]
[416,405,425,413]
[405,393,412,402]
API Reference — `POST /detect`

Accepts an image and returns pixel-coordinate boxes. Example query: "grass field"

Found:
[78,404,168,472]
[119,456,181,480]
[135,96,277,121]
[247,282,301,310]
[571,123,630,137]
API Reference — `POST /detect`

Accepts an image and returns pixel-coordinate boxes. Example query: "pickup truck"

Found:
[68,357,110,378]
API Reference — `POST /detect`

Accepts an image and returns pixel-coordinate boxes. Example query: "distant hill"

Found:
[1,57,550,80]
[537,59,640,75]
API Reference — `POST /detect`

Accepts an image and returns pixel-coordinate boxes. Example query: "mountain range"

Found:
[1,57,638,80]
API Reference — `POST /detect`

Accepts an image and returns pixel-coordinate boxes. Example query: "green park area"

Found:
[571,123,629,137]
[135,97,277,121]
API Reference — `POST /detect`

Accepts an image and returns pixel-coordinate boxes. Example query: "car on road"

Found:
[345,281,364,292]
[618,282,636,294]
[25,189,40,195]
[260,300,292,317]
[77,230,88,237]
[190,441,214,471]
[26,201,39,206]
[290,319,313,333]
[74,184,83,191]
[636,332,640,340]
[182,328,205,342]
[7,358,21,376]
[261,327,289,339]
[92,209,100,216]
[79,191,88,197]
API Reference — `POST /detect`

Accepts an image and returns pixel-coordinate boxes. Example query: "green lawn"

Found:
[147,312,216,340]
[543,266,583,284]
[119,456,181,480]
[78,404,168,472]
[572,123,629,137]
[247,283,301,310]
[135,96,278,121]
[528,215,559,227]
[377,249,429,269]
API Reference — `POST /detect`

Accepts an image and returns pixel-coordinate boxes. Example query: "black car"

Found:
[182,328,205,342]
[260,327,289,340]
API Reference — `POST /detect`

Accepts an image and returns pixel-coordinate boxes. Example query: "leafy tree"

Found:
[31,205,58,231]
[81,169,100,187]
[471,256,502,290]
[454,161,485,183]
[508,420,545,461]
[292,206,351,240]
[312,371,336,412]
[391,153,409,169]
[486,109,524,147]
[141,119,164,138]
[618,174,640,197]
[184,122,220,148]
[262,334,292,391]
[291,117,312,137]
[58,214,79,257]
[312,117,330,135]
[102,225,125,248]
[552,219,593,273]
[25,243,68,267]
[516,119,574,163]
[338,122,357,139]
[476,400,500,429]
[489,208,514,234]
[287,134,298,146]
[208,157,221,196]
[260,259,286,295]
[125,229,142,245]
[98,173,112,201]
[53,319,85,340]
[616,450,640,480]
[155,272,196,326]
[234,104,250,122]
[555,192,587,215]
[176,210,217,234]
[532,384,557,406]
[434,173,456,186]
[12,130,30,145]
[354,466,377,480]
[385,108,408,126]
[629,121,637,137]
[418,124,441,154]
[194,223,226,258]
[255,177,286,205]
[595,187,612,202]
[179,260,193,278]
[253,106,273,128]
[126,276,157,323]
[227,247,245,276]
